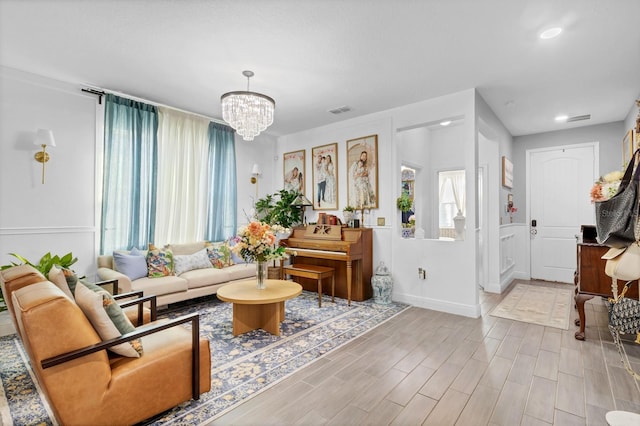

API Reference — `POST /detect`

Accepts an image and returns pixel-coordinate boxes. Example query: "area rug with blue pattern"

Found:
[0,290,409,425]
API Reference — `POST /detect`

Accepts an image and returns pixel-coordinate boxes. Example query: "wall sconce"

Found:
[250,163,261,184]
[34,129,56,184]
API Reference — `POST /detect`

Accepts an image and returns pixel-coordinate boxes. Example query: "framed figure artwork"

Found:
[311,143,338,210]
[346,134,378,209]
[283,150,305,194]
[502,156,513,189]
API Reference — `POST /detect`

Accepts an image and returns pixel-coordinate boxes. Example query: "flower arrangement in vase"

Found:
[230,221,289,289]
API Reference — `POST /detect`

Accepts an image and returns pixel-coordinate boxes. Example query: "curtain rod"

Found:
[81,86,227,125]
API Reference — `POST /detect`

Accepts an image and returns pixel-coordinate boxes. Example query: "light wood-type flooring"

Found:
[210,280,640,425]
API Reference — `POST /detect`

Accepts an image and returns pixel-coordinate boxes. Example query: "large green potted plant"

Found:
[254,189,303,229]
[0,252,79,312]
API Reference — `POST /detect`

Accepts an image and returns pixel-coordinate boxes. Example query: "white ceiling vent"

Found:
[566,114,591,122]
[328,105,352,115]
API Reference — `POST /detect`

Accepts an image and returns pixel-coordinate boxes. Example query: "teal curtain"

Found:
[206,122,237,241]
[101,94,158,254]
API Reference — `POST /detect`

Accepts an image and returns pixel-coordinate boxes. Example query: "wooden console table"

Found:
[574,242,638,340]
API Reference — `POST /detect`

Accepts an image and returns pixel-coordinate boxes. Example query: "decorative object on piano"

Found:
[311,143,338,210]
[594,149,640,248]
[254,189,303,229]
[230,221,289,289]
[371,261,393,304]
[590,170,623,203]
[347,134,378,209]
[290,193,313,225]
[283,150,305,194]
[343,205,355,227]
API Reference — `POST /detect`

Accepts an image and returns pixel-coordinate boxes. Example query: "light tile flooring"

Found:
[210,280,640,425]
[1,281,639,425]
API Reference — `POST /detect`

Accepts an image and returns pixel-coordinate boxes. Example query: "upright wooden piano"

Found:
[574,225,638,340]
[280,225,373,301]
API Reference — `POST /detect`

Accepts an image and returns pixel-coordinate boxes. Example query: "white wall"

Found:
[234,132,277,226]
[278,89,481,317]
[0,67,99,278]
[623,100,639,138]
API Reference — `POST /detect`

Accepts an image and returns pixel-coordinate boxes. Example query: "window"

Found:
[438,169,465,232]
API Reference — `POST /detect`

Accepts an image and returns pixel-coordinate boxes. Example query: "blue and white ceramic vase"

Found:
[371,261,393,304]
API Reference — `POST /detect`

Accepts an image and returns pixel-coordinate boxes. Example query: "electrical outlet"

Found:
[418,268,426,280]
[418,268,427,280]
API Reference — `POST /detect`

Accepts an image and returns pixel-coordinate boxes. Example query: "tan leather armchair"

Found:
[3,265,211,425]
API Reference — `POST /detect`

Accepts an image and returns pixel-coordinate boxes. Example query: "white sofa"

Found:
[97,241,256,306]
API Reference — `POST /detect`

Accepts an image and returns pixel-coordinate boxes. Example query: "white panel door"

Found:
[529,145,596,282]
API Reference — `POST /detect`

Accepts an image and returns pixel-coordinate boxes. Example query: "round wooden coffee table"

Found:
[216,279,302,336]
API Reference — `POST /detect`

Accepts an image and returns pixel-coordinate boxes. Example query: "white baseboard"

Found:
[393,292,481,318]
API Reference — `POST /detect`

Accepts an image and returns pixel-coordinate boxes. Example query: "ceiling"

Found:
[1,0,639,138]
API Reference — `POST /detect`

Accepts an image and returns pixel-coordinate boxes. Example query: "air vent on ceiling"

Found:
[328,105,352,115]
[566,114,591,122]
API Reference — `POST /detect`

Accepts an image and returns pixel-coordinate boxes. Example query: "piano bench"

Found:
[282,264,336,307]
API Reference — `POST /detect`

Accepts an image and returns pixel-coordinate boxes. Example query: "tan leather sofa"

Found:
[97,241,256,306]
[1,265,211,425]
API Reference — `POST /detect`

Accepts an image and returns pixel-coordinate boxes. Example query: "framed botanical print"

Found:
[283,149,305,194]
[311,143,338,210]
[346,134,378,209]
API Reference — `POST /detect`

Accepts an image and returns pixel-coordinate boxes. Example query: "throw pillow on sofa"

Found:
[113,248,148,280]
[75,281,143,358]
[173,248,213,276]
[226,238,246,264]
[206,242,233,269]
[146,244,174,277]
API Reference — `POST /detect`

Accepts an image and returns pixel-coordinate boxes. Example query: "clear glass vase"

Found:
[256,261,268,290]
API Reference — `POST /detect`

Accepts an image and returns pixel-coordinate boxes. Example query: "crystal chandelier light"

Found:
[221,70,275,141]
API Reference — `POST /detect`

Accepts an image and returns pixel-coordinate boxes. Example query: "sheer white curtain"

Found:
[438,170,466,228]
[450,171,466,214]
[155,107,211,243]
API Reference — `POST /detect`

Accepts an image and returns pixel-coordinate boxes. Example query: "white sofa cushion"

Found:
[167,241,207,256]
[180,268,231,289]
[131,275,188,297]
[225,263,257,281]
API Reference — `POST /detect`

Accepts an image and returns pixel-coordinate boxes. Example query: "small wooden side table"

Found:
[216,280,302,336]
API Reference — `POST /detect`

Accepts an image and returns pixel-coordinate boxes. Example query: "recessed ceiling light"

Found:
[540,27,562,39]
[440,120,451,126]
[555,114,568,122]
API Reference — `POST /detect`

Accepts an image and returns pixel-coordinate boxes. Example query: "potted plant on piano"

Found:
[254,189,303,276]
[255,189,303,230]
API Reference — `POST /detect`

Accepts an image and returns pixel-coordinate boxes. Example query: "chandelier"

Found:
[221,70,275,141]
